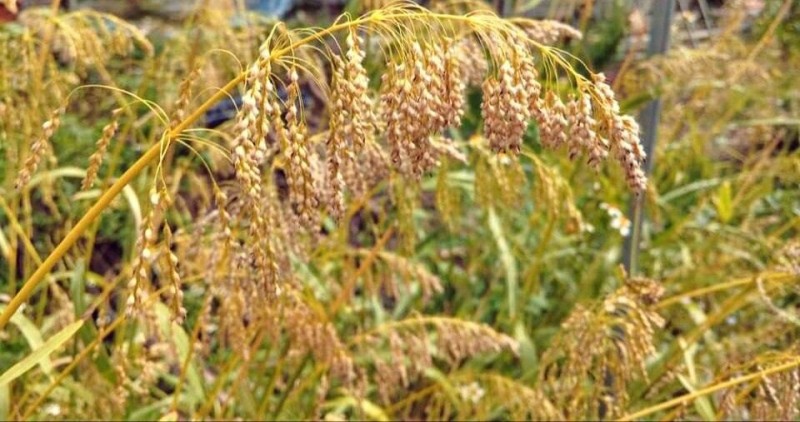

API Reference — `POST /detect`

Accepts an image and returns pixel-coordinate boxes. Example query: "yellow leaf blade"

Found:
[0,320,83,387]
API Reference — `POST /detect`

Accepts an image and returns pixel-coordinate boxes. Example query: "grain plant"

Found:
[1,0,799,420]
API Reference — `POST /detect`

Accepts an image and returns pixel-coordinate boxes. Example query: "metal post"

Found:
[622,0,675,274]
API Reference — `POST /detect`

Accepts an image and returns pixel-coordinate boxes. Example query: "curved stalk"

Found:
[620,358,800,421]
[0,8,578,332]
[0,74,244,331]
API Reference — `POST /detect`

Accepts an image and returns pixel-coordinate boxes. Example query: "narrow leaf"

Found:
[0,305,53,376]
[0,320,83,386]
[488,207,517,320]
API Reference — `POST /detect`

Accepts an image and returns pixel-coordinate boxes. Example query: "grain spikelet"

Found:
[230,45,271,202]
[382,41,464,178]
[473,373,563,420]
[435,160,462,231]
[539,276,665,419]
[362,249,444,302]
[126,188,166,316]
[326,32,374,220]
[341,140,390,201]
[482,57,529,154]
[567,92,607,170]
[170,65,201,129]
[591,73,647,192]
[516,19,583,44]
[475,154,526,209]
[455,36,488,86]
[719,355,800,421]
[412,373,562,420]
[159,224,186,324]
[82,108,121,190]
[15,106,64,190]
[530,154,584,230]
[284,69,320,227]
[20,9,153,74]
[282,291,355,383]
[534,91,569,150]
[355,316,518,404]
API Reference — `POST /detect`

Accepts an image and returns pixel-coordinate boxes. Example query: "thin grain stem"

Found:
[0,74,245,331]
[0,6,582,336]
[620,358,800,421]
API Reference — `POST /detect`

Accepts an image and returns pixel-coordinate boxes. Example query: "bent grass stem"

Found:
[620,357,800,421]
[0,73,244,331]
[0,9,570,332]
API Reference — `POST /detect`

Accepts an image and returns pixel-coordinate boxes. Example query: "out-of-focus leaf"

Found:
[713,181,733,223]
[0,320,83,387]
[0,305,53,376]
[154,303,204,407]
[677,338,717,422]
[69,261,87,318]
[488,207,517,320]
[514,321,537,379]
[324,395,390,421]
[127,397,171,421]
[0,383,9,421]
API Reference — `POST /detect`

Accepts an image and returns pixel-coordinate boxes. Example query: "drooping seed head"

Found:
[15,106,65,190]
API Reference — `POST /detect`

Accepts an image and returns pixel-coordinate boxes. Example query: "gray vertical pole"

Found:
[622,0,675,274]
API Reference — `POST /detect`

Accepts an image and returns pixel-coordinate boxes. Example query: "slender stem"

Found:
[0,11,398,332]
[256,341,291,418]
[0,197,45,267]
[620,358,800,421]
[522,212,555,299]
[0,7,571,332]
[193,354,241,419]
[329,228,394,316]
[655,272,793,309]
[348,315,493,346]
[0,74,244,331]
[20,284,173,418]
[21,317,124,419]
[636,286,764,400]
[32,0,61,96]
[270,353,312,419]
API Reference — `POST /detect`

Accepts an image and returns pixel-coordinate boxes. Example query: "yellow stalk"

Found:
[0,74,244,331]
[0,7,579,333]
[19,283,172,418]
[655,272,794,309]
[620,358,800,421]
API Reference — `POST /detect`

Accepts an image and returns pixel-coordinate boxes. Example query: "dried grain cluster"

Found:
[10,9,655,411]
[326,33,376,220]
[218,23,650,242]
[539,277,665,419]
[358,317,519,404]
[15,107,64,190]
[114,14,654,338]
[381,41,465,179]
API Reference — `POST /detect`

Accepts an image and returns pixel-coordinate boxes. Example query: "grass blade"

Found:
[0,320,83,387]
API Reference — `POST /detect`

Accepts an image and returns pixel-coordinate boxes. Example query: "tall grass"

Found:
[0,0,798,420]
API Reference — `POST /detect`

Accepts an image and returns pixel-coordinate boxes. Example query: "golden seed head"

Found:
[82,109,121,191]
[517,19,583,44]
[566,92,608,169]
[15,106,65,191]
[381,41,466,178]
[482,52,533,155]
